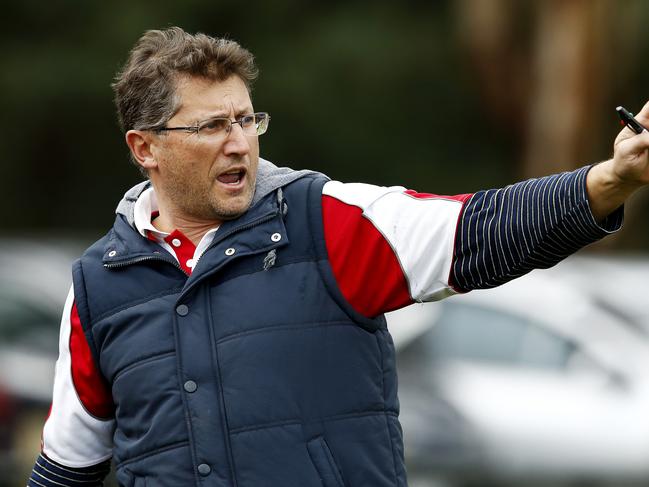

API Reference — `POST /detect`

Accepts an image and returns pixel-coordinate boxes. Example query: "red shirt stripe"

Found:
[69,302,114,419]
[322,195,413,317]
[404,189,472,203]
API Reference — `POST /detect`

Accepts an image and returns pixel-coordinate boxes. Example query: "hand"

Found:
[586,101,649,222]
[612,100,649,189]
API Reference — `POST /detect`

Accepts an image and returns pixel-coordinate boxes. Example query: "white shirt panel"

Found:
[42,287,115,467]
[323,180,464,302]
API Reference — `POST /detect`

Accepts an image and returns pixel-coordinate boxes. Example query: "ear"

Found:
[125,130,158,171]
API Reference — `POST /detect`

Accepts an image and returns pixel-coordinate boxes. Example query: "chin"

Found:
[212,195,254,221]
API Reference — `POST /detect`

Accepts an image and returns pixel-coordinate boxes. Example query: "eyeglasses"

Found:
[151,112,270,138]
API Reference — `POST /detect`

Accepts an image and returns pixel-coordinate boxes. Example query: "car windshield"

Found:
[399,302,600,373]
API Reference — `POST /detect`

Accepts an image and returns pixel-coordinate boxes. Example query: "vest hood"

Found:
[114,157,326,228]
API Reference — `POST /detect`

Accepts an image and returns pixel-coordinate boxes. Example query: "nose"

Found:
[222,123,251,156]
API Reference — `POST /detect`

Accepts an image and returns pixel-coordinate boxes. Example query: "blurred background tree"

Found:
[456,0,649,249]
[1,0,648,247]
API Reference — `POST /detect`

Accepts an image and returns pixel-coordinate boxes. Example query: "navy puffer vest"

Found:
[72,176,407,487]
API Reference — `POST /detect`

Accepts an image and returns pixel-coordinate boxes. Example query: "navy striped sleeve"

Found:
[27,453,111,487]
[450,165,623,292]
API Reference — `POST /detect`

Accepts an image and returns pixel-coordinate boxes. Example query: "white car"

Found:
[0,238,83,403]
[388,253,649,486]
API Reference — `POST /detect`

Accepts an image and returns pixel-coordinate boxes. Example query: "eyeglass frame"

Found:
[146,112,271,137]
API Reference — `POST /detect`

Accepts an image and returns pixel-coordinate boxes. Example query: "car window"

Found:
[399,302,600,373]
[0,290,60,354]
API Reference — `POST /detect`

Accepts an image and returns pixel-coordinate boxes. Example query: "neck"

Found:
[153,199,221,245]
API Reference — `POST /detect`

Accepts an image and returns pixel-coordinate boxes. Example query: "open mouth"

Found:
[216,168,246,186]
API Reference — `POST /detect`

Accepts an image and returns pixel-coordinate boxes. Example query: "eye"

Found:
[199,118,230,134]
[239,114,257,129]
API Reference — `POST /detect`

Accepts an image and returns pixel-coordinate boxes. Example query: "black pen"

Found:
[616,106,647,134]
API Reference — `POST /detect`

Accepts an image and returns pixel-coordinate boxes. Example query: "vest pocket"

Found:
[306,436,347,487]
[116,468,146,487]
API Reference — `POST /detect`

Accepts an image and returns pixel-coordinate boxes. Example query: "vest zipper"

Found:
[102,211,278,275]
[189,210,279,272]
[212,211,279,247]
[103,254,189,275]
[179,211,280,300]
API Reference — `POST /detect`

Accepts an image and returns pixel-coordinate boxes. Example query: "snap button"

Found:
[197,463,211,476]
[171,238,181,247]
[270,233,282,242]
[183,380,197,393]
[176,304,189,316]
[108,250,117,257]
[225,247,236,256]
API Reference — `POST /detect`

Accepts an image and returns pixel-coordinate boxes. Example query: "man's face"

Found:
[150,75,259,222]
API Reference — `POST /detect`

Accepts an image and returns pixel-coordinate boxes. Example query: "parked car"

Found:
[387,253,649,486]
[0,237,87,486]
[0,238,85,401]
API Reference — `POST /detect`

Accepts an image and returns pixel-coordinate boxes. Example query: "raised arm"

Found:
[451,166,622,292]
[322,161,630,313]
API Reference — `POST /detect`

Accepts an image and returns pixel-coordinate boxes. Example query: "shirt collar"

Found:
[133,186,220,251]
[133,187,169,240]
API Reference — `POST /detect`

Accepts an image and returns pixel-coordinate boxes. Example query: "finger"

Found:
[615,124,639,147]
[619,129,649,156]
[633,100,649,126]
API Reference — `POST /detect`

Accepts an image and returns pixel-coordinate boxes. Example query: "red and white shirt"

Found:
[35,165,621,480]
[40,180,469,468]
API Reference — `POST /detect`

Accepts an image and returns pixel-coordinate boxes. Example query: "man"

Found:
[28,26,648,487]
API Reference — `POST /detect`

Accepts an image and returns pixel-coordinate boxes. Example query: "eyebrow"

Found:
[194,108,254,123]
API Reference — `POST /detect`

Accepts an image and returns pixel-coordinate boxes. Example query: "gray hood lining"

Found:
[115,158,327,227]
